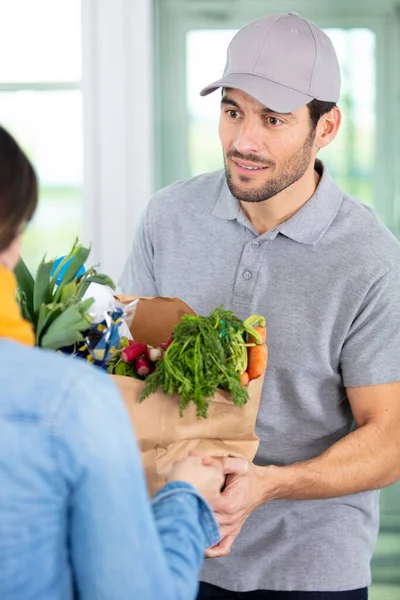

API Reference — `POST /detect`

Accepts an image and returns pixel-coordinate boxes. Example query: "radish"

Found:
[135,355,151,378]
[121,341,147,363]
[144,346,163,362]
[160,337,173,351]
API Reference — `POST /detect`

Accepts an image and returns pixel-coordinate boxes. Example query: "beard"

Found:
[224,127,316,203]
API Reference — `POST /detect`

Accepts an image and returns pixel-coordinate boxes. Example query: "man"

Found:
[119,12,400,600]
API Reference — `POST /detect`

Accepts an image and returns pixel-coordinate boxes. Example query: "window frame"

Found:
[81,0,155,280]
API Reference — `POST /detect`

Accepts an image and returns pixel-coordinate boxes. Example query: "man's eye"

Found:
[226,109,239,119]
[267,117,282,126]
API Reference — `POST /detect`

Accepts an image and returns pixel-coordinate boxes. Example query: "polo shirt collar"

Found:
[212,160,344,245]
[212,173,241,220]
[279,160,344,245]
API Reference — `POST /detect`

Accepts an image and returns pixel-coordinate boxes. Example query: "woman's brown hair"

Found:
[0,126,38,253]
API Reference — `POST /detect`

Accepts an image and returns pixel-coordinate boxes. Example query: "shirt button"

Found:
[243,271,252,280]
[252,241,260,249]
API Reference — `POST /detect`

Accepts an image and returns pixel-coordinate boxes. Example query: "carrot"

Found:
[247,343,268,380]
[239,371,250,387]
[248,325,267,344]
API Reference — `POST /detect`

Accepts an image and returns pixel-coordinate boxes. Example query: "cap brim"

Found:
[200,72,314,113]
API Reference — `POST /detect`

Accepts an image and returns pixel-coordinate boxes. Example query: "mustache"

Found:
[226,150,275,168]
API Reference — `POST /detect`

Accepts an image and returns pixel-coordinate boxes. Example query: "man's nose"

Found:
[234,121,264,155]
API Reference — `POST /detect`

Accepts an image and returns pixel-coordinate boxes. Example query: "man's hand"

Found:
[203,456,270,558]
[201,382,400,558]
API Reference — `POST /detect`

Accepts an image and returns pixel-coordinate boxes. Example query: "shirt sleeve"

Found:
[118,204,159,296]
[340,263,400,387]
[53,367,219,600]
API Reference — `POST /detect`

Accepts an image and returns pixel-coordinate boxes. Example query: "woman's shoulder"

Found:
[0,340,121,424]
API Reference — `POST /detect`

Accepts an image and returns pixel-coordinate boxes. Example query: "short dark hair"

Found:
[0,126,38,253]
[307,99,337,128]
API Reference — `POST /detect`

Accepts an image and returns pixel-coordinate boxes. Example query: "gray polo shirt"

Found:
[119,160,400,592]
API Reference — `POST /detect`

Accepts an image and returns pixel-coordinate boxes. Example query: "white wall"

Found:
[81,0,154,283]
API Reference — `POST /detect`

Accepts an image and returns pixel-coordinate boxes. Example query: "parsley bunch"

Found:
[140,306,249,418]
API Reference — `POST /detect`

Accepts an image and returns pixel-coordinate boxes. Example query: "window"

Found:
[0,0,82,271]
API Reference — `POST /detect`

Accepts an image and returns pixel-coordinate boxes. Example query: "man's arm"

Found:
[118,205,159,296]
[207,381,400,557]
[207,262,400,557]
[261,380,400,500]
[268,264,400,499]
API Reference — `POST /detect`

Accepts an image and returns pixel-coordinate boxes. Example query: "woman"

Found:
[0,126,223,599]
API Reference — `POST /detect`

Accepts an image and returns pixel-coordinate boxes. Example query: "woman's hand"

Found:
[167,455,224,502]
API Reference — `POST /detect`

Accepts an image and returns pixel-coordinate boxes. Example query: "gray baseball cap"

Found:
[200,13,341,113]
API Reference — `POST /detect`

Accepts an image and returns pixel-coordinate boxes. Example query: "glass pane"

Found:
[187,30,231,176]
[0,90,83,271]
[0,0,81,82]
[186,28,376,208]
[322,29,375,207]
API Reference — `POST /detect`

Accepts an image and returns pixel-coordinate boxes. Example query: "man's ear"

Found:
[315,106,341,150]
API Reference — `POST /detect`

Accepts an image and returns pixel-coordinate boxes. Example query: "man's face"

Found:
[218,89,317,203]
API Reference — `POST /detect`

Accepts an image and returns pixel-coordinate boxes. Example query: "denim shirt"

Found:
[0,340,220,600]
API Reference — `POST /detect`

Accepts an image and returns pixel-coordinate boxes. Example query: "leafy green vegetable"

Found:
[14,238,116,351]
[140,306,250,418]
[40,301,94,349]
[53,244,91,303]
[36,303,64,345]
[106,338,136,377]
[33,260,54,315]
[14,259,34,322]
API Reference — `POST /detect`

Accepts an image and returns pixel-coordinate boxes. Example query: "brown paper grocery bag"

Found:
[111,296,266,496]
[114,295,196,347]
[112,373,264,496]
